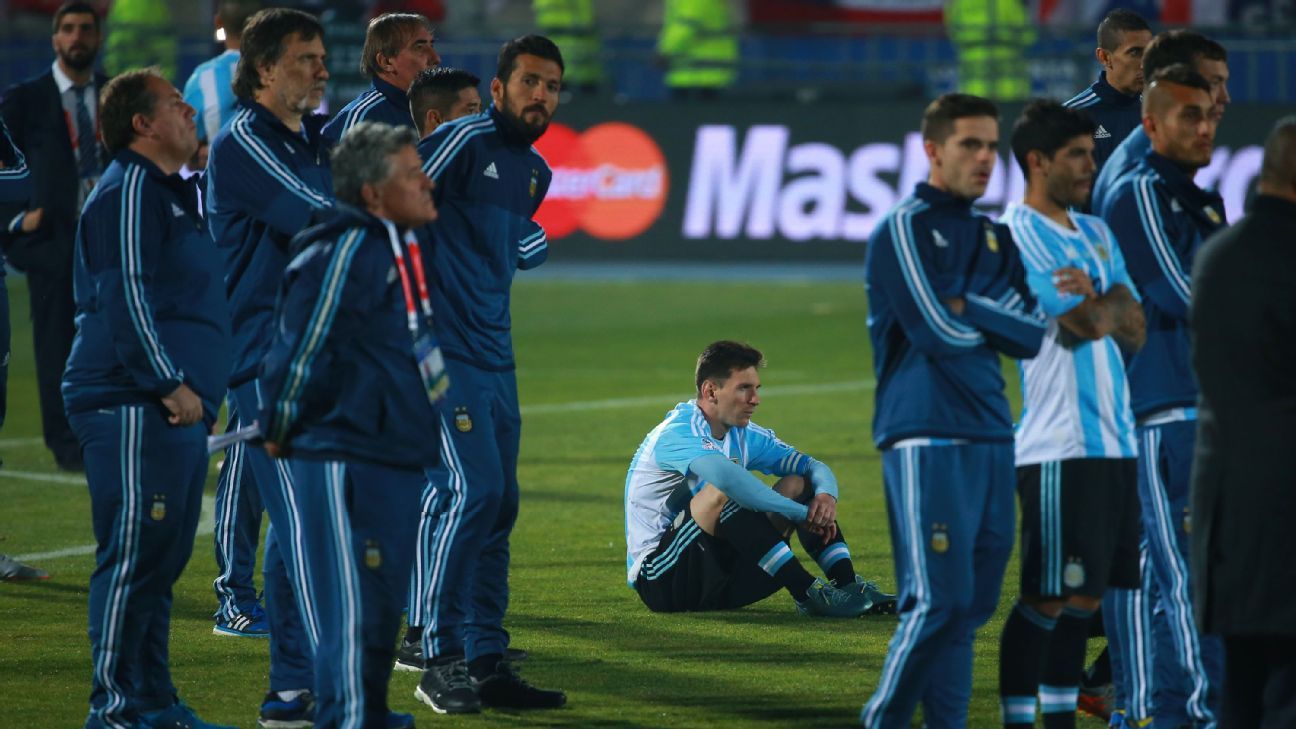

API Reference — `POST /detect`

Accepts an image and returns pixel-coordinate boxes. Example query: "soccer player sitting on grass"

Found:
[624,340,896,617]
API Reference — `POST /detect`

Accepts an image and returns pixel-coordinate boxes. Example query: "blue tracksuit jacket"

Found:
[1092,126,1151,215]
[865,182,1046,448]
[63,150,232,425]
[206,100,333,387]
[322,77,416,143]
[259,205,441,469]
[0,117,29,204]
[1064,71,1142,177]
[416,105,550,370]
[1099,150,1226,418]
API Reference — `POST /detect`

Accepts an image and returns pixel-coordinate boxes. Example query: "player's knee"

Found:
[689,484,728,534]
[1064,594,1101,614]
[772,474,808,502]
[1020,595,1065,619]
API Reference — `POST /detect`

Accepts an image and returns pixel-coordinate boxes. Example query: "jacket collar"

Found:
[372,76,409,108]
[1250,194,1296,223]
[914,181,977,212]
[1145,150,1227,228]
[1092,71,1140,107]
[113,148,201,214]
[238,99,328,146]
[488,104,533,148]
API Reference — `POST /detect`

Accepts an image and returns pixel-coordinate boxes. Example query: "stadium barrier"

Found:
[537,99,1294,263]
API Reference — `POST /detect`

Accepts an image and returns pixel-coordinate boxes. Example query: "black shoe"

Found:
[394,639,424,672]
[415,657,480,714]
[473,661,565,709]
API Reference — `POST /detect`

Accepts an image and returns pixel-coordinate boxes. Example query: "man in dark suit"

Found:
[0,1,107,471]
[1190,115,1296,728]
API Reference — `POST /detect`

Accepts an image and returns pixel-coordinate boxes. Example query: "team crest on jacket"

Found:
[454,406,473,433]
[364,540,382,569]
[1183,508,1192,535]
[984,223,1000,253]
[1203,206,1222,225]
[530,169,538,198]
[150,494,166,521]
[1064,558,1086,589]
[1096,244,1110,261]
[930,523,949,553]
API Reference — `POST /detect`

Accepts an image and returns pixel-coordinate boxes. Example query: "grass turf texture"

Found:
[0,276,1111,728]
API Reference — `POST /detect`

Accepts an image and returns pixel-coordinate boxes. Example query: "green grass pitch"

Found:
[0,275,1109,727]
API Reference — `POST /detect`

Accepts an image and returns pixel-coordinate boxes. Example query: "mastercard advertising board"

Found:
[535,101,1289,262]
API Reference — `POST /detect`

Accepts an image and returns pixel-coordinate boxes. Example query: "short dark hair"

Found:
[99,68,162,155]
[921,93,999,143]
[1011,99,1097,173]
[218,0,263,42]
[1147,63,1212,96]
[233,8,324,100]
[1259,115,1296,189]
[496,34,564,83]
[1097,9,1151,52]
[52,1,99,33]
[409,66,480,124]
[361,12,432,78]
[1142,30,1227,79]
[695,341,764,391]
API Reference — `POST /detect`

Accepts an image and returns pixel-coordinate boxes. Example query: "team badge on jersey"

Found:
[930,523,949,553]
[530,169,538,198]
[364,540,382,569]
[1096,244,1110,261]
[150,494,166,521]
[984,223,1000,253]
[1064,558,1086,589]
[454,406,473,433]
[1183,508,1192,535]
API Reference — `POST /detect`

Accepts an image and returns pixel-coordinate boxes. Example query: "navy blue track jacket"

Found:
[260,205,440,469]
[322,77,416,143]
[1064,71,1142,176]
[865,182,1046,448]
[63,150,232,425]
[1099,150,1226,418]
[0,117,30,204]
[206,101,334,387]
[417,105,550,371]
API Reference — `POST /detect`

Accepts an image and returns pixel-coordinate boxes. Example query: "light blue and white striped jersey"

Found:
[1002,202,1139,464]
[183,49,240,143]
[624,400,809,585]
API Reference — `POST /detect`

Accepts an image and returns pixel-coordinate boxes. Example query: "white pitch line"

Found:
[4,467,217,562]
[0,469,85,486]
[0,436,50,447]
[519,379,875,415]
[4,380,875,562]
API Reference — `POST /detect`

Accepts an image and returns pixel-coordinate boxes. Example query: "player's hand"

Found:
[161,383,203,426]
[806,493,838,541]
[20,208,43,233]
[1053,266,1096,298]
[942,297,966,315]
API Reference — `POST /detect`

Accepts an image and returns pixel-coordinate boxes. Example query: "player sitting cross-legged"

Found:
[624,340,896,617]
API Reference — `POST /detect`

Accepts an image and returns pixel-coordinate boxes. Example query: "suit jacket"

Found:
[1189,194,1296,637]
[0,69,108,275]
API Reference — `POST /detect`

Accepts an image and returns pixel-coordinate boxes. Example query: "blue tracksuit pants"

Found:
[74,406,206,729]
[414,360,520,661]
[1104,540,1157,722]
[861,441,1016,729]
[291,458,423,729]
[1138,419,1222,728]
[211,392,264,622]
[227,380,313,692]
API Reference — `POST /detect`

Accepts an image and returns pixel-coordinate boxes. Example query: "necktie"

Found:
[73,85,98,179]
